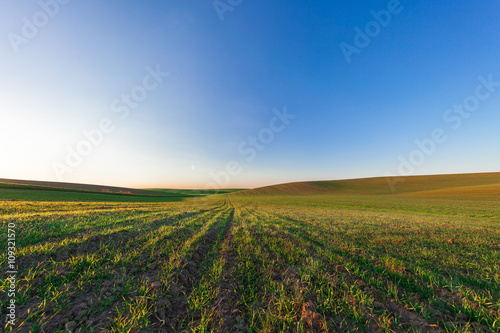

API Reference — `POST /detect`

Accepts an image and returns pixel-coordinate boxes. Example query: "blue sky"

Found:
[0,0,499,188]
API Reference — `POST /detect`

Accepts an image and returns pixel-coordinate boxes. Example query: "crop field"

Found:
[1,175,500,332]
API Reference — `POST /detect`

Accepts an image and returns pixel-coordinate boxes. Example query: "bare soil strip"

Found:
[153,205,233,332]
[211,206,248,332]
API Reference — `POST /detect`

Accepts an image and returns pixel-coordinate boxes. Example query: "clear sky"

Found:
[1,0,499,189]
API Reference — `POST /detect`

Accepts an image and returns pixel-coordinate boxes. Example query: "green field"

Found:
[0,181,245,203]
[1,173,499,332]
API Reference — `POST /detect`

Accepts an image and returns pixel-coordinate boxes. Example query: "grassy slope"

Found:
[0,181,191,203]
[235,172,500,196]
[230,172,500,221]
[0,179,247,202]
[0,178,161,196]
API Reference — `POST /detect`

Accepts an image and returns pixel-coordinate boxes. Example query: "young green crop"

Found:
[1,191,499,332]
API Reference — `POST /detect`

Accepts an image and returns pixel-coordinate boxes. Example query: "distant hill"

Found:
[0,179,247,202]
[146,188,246,196]
[0,178,206,202]
[233,172,500,197]
[0,178,161,196]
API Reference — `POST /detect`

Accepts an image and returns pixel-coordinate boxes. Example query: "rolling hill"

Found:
[0,179,195,202]
[0,179,246,202]
[0,178,162,196]
[233,172,500,197]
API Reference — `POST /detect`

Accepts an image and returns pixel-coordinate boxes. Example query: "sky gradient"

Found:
[1,0,499,189]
